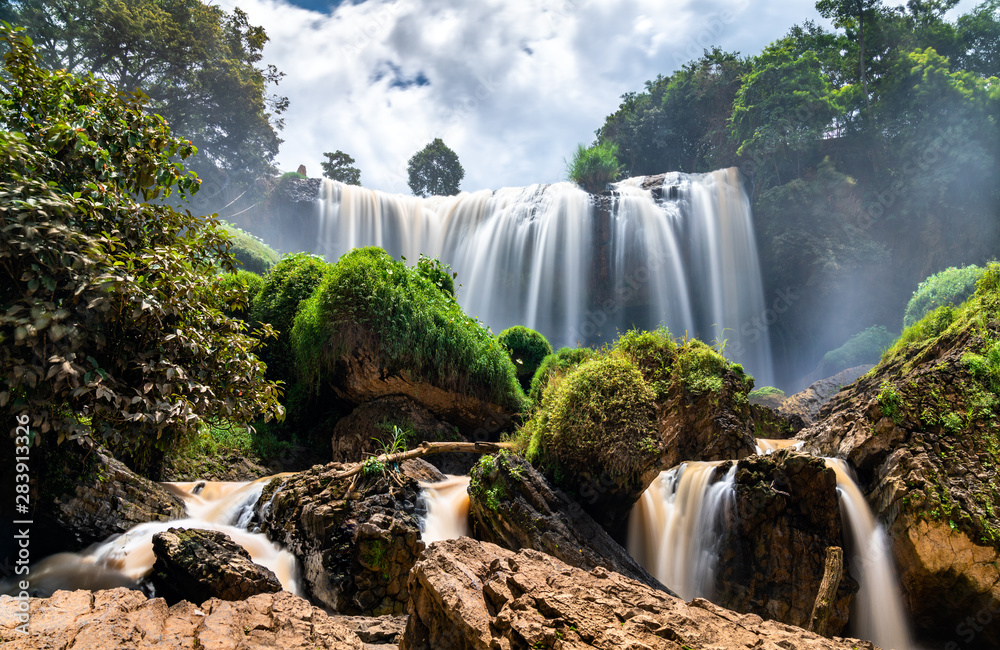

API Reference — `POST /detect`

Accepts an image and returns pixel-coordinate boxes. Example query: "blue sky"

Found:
[219,0,980,195]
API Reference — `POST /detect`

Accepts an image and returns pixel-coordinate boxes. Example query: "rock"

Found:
[150,528,282,604]
[333,615,408,644]
[0,588,365,649]
[256,458,435,615]
[401,537,878,650]
[467,451,667,592]
[715,450,857,636]
[783,364,873,424]
[35,443,185,551]
[750,402,806,439]
[332,395,479,474]
[800,319,1000,644]
[296,164,307,176]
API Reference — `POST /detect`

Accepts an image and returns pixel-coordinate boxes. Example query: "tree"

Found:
[0,24,283,474]
[817,0,884,109]
[321,150,362,185]
[0,0,287,183]
[407,138,464,197]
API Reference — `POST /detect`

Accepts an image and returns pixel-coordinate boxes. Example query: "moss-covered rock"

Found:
[497,326,553,393]
[222,224,280,275]
[291,247,528,428]
[527,346,596,403]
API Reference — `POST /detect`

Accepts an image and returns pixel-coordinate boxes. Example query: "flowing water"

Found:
[627,461,736,601]
[755,438,803,454]
[315,168,773,384]
[8,476,299,597]
[418,475,471,544]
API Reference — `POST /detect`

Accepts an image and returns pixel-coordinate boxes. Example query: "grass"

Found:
[291,247,528,412]
[567,141,621,193]
[749,386,786,400]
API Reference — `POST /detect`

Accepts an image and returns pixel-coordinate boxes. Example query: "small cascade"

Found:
[418,475,471,544]
[754,438,802,455]
[13,476,299,597]
[827,459,912,650]
[627,461,736,600]
[315,169,774,384]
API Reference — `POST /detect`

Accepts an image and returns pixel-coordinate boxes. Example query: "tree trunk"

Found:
[808,546,844,636]
[332,441,513,480]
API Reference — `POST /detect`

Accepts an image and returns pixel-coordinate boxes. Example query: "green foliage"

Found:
[177,418,290,464]
[567,142,621,193]
[4,0,288,181]
[498,326,553,393]
[749,386,786,400]
[904,265,985,328]
[0,26,282,472]
[279,171,306,180]
[468,452,510,512]
[221,224,280,275]
[415,254,456,297]
[527,347,596,404]
[614,327,676,398]
[519,352,658,485]
[320,150,361,185]
[674,339,731,395]
[251,253,329,389]
[291,247,527,412]
[817,325,897,376]
[214,270,264,319]
[407,138,464,197]
[877,381,904,424]
[963,338,1000,393]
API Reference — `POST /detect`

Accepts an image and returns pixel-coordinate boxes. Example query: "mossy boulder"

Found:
[222,224,280,275]
[497,325,553,393]
[800,263,1000,644]
[527,346,596,403]
[291,247,528,429]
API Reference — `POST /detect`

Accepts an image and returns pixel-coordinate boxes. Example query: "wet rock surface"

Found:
[716,450,857,635]
[0,588,365,649]
[256,458,436,615]
[401,537,877,650]
[467,451,667,592]
[150,528,282,604]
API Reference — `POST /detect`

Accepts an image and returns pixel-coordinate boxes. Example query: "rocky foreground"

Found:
[1,538,877,650]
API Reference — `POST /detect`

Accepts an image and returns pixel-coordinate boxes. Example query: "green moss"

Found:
[614,326,676,398]
[518,351,657,486]
[675,339,730,396]
[498,326,554,392]
[749,386,785,400]
[221,224,280,275]
[904,265,984,328]
[291,247,528,412]
[469,452,511,512]
[528,347,597,403]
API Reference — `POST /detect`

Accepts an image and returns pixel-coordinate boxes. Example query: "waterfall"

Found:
[827,459,912,650]
[9,477,299,598]
[315,168,773,384]
[754,438,802,455]
[627,461,736,600]
[418,475,471,544]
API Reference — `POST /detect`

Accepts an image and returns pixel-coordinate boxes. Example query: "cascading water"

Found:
[755,438,802,455]
[7,477,299,598]
[827,459,912,650]
[315,168,774,384]
[627,461,736,600]
[418,475,471,544]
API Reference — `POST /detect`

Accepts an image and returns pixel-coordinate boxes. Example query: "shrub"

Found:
[567,142,621,193]
[498,326,553,392]
[415,254,456,297]
[251,253,330,390]
[528,347,597,403]
[817,325,897,377]
[615,327,676,398]
[674,339,734,395]
[291,247,527,412]
[903,265,984,328]
[214,270,264,319]
[519,352,658,486]
[221,223,281,275]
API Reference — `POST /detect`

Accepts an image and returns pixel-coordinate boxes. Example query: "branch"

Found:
[333,441,513,481]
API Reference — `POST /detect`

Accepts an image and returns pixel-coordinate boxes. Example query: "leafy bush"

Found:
[291,247,527,412]
[567,142,621,193]
[251,253,330,388]
[904,265,985,328]
[817,325,897,377]
[519,352,658,485]
[0,26,282,473]
[528,347,597,403]
[214,270,264,319]
[221,224,280,275]
[415,254,456,297]
[498,326,553,392]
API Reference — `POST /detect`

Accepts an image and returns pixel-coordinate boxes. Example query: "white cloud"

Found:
[217,0,976,195]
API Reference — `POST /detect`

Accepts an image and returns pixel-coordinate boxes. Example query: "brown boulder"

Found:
[0,588,365,649]
[400,537,877,650]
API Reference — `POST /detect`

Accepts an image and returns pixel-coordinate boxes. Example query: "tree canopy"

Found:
[0,0,287,183]
[0,24,282,473]
[407,138,464,197]
[321,150,362,185]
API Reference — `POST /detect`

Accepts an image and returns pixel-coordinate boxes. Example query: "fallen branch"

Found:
[333,441,514,481]
[808,545,844,636]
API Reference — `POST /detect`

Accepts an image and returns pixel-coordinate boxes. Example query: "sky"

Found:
[217,0,979,195]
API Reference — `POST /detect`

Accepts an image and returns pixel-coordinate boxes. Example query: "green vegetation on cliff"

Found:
[817,325,897,377]
[904,265,985,328]
[567,142,621,193]
[292,247,527,412]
